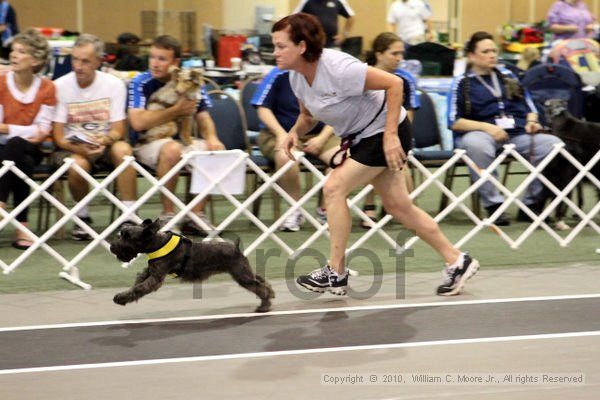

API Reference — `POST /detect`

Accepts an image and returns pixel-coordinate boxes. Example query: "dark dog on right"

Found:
[541,99,600,227]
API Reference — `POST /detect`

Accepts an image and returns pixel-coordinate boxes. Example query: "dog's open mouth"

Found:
[110,245,137,263]
[116,254,136,263]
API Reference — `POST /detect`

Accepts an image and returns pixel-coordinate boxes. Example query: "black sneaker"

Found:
[436,254,480,296]
[485,203,510,226]
[72,216,94,241]
[297,265,348,295]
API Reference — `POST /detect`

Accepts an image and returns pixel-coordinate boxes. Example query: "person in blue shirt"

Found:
[0,1,18,59]
[362,32,419,228]
[251,67,340,232]
[128,35,225,235]
[447,31,563,225]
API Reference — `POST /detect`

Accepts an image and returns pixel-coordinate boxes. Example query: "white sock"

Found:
[449,253,465,268]
[76,206,89,219]
[328,265,348,277]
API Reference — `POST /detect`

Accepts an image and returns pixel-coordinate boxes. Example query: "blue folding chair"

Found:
[206,90,274,218]
[522,63,584,122]
[412,89,481,215]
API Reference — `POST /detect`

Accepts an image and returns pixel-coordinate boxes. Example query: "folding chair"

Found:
[411,89,480,215]
[201,76,221,92]
[341,36,363,59]
[206,90,274,219]
[239,76,262,146]
[405,42,456,76]
[522,63,584,121]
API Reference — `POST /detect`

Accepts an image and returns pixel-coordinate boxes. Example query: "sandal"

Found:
[361,204,378,229]
[12,239,33,250]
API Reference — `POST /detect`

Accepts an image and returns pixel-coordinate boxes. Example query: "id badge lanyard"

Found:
[475,72,506,117]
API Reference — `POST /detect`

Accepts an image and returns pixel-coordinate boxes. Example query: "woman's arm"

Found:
[364,67,404,138]
[363,66,405,170]
[548,24,579,34]
[288,101,318,138]
[452,118,508,142]
[283,101,318,161]
[5,104,55,143]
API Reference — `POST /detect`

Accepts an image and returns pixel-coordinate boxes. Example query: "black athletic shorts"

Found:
[349,117,413,167]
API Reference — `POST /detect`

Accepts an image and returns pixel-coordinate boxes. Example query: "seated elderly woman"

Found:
[447,31,563,226]
[0,29,55,249]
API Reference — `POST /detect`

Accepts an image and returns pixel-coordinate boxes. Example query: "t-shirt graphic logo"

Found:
[65,98,111,144]
[321,91,337,99]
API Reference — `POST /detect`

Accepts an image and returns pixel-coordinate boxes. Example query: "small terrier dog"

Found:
[144,67,203,146]
[110,219,274,313]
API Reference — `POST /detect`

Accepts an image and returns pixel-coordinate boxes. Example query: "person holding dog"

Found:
[273,13,479,296]
[0,29,55,250]
[127,35,225,236]
[53,33,138,241]
[447,31,563,225]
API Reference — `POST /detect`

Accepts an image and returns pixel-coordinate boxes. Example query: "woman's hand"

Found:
[484,123,509,142]
[280,133,299,161]
[26,130,50,144]
[525,121,543,134]
[383,133,406,171]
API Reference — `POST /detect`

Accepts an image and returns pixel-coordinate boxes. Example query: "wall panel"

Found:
[535,0,556,21]
[511,0,532,23]
[223,0,289,31]
[13,0,78,32]
[83,0,156,42]
[459,0,510,42]
[342,0,388,52]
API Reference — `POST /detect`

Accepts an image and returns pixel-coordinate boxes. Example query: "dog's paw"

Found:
[113,293,129,306]
[255,304,271,313]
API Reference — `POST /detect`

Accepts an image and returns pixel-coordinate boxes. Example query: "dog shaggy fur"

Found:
[110,219,275,312]
[143,67,203,145]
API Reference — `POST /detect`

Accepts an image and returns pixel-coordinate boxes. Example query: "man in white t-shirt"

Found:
[387,0,433,45]
[53,34,137,241]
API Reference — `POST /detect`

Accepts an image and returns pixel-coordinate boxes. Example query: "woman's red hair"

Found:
[272,13,326,62]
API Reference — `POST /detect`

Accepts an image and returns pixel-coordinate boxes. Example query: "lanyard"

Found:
[474,72,507,116]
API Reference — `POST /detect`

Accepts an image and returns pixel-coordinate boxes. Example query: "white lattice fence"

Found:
[1,144,598,289]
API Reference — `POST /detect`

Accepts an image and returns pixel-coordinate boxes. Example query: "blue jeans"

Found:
[455,131,563,209]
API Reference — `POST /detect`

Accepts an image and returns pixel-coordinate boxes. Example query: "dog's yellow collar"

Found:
[147,235,180,260]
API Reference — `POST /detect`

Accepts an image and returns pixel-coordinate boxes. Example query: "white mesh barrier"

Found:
[1,143,599,289]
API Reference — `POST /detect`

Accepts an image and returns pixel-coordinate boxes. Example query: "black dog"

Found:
[541,99,600,227]
[110,219,275,312]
